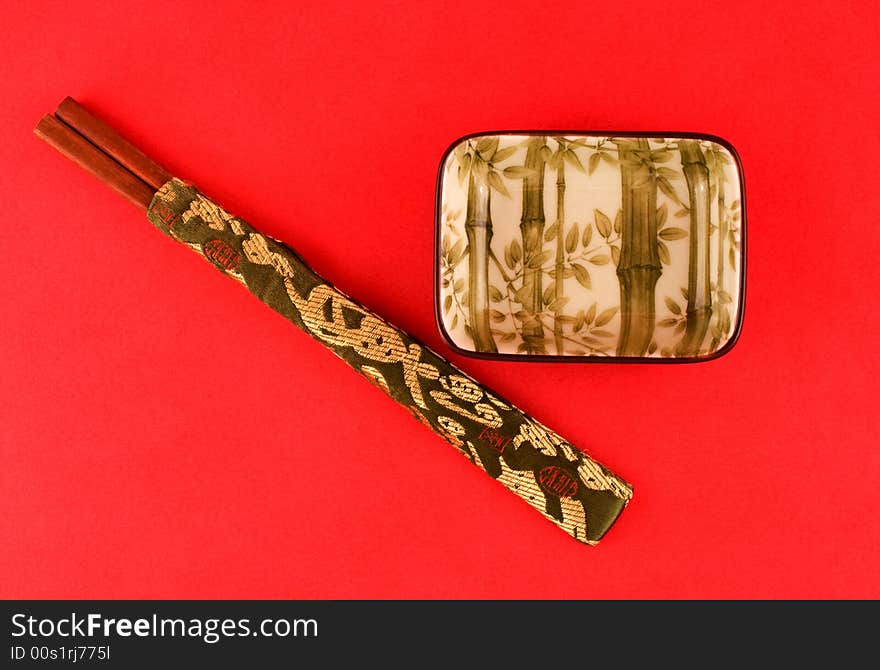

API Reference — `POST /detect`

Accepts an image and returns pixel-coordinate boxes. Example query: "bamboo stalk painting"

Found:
[464,170,496,353]
[437,133,745,360]
[518,137,548,353]
[616,139,661,357]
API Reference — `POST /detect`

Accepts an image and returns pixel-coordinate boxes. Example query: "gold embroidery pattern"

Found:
[147,179,632,545]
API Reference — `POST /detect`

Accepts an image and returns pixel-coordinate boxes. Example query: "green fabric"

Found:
[147,178,632,544]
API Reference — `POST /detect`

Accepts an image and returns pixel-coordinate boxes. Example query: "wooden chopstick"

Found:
[55,97,172,191]
[34,114,156,211]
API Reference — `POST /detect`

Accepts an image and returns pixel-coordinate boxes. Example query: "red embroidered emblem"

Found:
[152,201,178,227]
[537,466,579,498]
[477,425,512,454]
[203,239,241,272]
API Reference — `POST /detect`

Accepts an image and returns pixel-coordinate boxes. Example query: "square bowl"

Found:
[435,132,745,361]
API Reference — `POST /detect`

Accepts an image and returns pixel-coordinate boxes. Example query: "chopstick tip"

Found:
[56,96,79,115]
[34,113,58,138]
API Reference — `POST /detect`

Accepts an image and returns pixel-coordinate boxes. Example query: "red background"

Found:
[2,1,878,599]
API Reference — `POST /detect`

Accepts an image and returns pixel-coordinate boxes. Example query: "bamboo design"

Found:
[716,165,727,298]
[553,159,566,355]
[465,171,497,352]
[677,141,713,355]
[438,133,742,360]
[616,139,661,356]
[519,137,546,352]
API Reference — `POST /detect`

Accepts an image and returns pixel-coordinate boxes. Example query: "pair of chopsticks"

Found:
[33,95,633,544]
[34,98,171,210]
